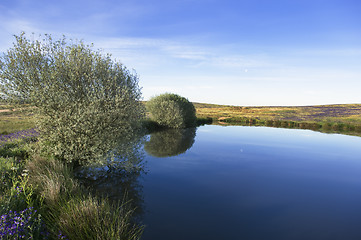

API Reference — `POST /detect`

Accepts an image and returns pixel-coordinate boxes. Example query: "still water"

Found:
[141,125,361,240]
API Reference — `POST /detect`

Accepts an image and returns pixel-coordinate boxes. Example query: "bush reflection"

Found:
[144,128,196,157]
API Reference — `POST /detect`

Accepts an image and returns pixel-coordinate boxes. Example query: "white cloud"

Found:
[0,18,44,52]
[92,36,277,77]
[294,48,361,57]
[161,45,210,61]
[207,54,273,69]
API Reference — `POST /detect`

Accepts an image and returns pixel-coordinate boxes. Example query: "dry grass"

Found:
[194,102,361,126]
[0,107,36,134]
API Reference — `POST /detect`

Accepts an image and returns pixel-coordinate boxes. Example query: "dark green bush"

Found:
[146,93,196,129]
[196,117,213,126]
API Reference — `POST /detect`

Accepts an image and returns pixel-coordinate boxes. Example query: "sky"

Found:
[0,0,360,106]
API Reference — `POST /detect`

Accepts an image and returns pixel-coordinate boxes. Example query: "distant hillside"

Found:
[194,102,361,129]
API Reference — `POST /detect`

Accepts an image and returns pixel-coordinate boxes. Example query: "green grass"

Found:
[26,156,143,240]
[0,141,47,239]
[0,134,143,240]
[0,108,36,135]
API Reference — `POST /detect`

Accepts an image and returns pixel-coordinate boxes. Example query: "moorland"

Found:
[194,103,361,135]
[2,103,361,135]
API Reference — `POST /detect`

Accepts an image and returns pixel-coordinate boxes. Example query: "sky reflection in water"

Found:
[141,125,361,240]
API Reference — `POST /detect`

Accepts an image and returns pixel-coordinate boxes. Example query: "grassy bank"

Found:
[2,102,361,135]
[0,105,36,135]
[194,103,361,134]
[0,132,143,239]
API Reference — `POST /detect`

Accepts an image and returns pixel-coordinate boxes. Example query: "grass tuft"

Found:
[26,156,143,240]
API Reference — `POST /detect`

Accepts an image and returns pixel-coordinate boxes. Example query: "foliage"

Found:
[0,155,49,239]
[196,117,213,126]
[0,207,48,239]
[0,33,144,165]
[146,93,196,128]
[141,119,163,133]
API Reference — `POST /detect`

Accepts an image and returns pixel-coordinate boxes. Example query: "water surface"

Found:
[141,125,361,240]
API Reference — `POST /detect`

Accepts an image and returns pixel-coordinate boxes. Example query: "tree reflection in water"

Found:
[144,128,196,157]
[75,134,146,220]
[75,128,197,224]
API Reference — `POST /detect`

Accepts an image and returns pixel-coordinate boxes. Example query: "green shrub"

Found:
[355,125,361,132]
[0,142,28,160]
[0,33,144,165]
[146,93,196,128]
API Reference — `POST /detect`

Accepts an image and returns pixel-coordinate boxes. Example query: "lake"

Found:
[140,125,361,240]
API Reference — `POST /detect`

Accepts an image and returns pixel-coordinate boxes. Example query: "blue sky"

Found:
[1,0,360,106]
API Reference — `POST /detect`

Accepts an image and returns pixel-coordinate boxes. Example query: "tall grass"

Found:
[26,156,143,240]
[0,155,49,239]
[1,133,144,239]
[52,196,142,240]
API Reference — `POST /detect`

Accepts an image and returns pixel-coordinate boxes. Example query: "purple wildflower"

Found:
[57,231,68,240]
[0,207,49,239]
[0,128,39,147]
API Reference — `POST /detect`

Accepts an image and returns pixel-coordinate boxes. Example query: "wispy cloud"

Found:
[93,36,275,74]
[0,18,43,51]
[161,45,210,61]
[1,0,360,106]
[297,48,361,57]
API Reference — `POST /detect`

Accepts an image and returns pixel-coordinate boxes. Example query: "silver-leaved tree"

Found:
[0,33,145,165]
